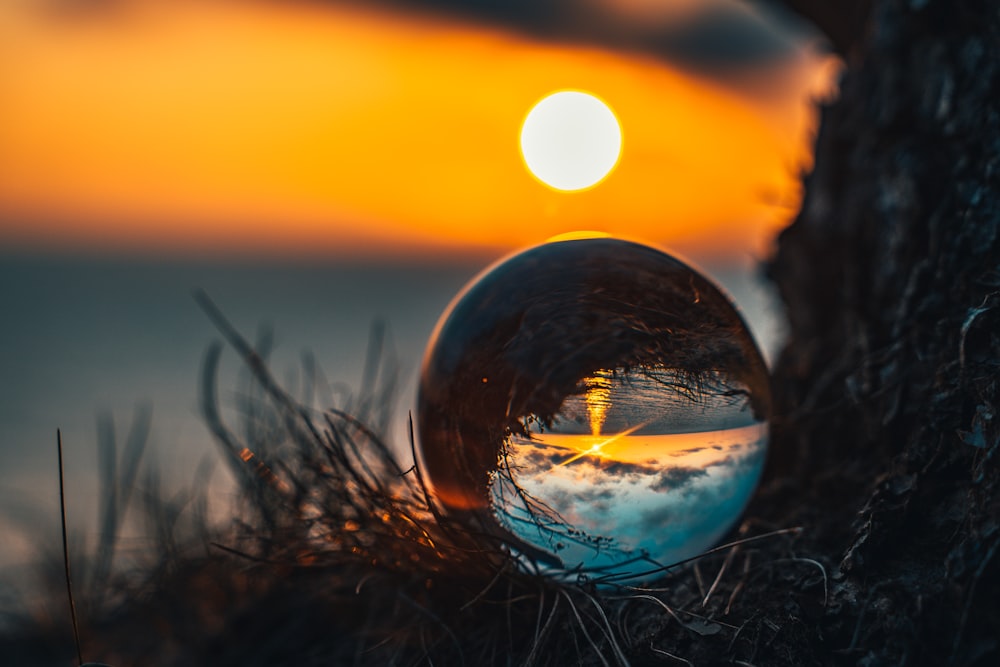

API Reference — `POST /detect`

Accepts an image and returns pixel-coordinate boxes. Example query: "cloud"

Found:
[514,440,665,478]
[518,444,570,469]
[372,0,815,83]
[670,446,707,457]
[649,465,708,492]
[406,0,564,28]
[597,459,660,476]
[640,4,799,72]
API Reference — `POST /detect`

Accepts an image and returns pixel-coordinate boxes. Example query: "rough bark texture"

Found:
[765,0,1000,663]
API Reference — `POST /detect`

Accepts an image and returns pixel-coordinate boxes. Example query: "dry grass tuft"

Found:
[0,294,821,666]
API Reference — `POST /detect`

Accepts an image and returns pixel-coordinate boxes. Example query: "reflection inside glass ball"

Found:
[417,236,770,582]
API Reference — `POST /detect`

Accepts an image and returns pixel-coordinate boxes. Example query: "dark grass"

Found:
[0,296,823,666]
[57,430,84,665]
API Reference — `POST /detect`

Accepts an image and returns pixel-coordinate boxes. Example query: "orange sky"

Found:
[532,423,764,468]
[0,0,838,260]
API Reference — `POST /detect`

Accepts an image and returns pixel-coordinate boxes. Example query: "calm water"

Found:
[0,251,782,570]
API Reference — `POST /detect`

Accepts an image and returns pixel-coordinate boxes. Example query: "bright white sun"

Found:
[520,91,622,192]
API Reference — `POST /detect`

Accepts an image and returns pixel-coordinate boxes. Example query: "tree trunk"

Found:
[765,0,1000,663]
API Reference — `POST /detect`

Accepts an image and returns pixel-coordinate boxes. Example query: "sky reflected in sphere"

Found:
[418,237,771,582]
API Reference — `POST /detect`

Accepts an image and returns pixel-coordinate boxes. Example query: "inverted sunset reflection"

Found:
[0,0,835,259]
[496,423,768,575]
[418,237,772,580]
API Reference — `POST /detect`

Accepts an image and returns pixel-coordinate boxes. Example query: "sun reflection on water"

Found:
[585,370,614,436]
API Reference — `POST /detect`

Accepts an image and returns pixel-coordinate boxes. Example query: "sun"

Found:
[519,91,622,192]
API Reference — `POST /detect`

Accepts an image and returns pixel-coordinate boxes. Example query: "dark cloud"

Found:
[640,4,798,71]
[541,486,577,519]
[636,483,729,539]
[547,483,617,507]
[368,0,816,82]
[635,450,766,536]
[598,459,660,477]
[391,0,566,30]
[584,486,616,502]
[726,450,765,477]
[518,444,569,469]
[649,465,709,492]
[670,446,707,457]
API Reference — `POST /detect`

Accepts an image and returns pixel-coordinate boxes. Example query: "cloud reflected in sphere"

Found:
[417,236,770,583]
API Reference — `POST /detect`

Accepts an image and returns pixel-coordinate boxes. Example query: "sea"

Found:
[0,250,784,573]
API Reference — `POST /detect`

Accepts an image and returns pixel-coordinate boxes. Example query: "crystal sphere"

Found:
[417,236,770,582]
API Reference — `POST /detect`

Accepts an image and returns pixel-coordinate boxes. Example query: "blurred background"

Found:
[0,0,838,571]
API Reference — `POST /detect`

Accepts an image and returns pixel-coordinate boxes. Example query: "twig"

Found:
[769,557,829,608]
[703,543,738,608]
[582,590,630,666]
[606,526,803,585]
[692,561,706,600]
[58,429,84,666]
[725,551,753,614]
[460,561,510,612]
[650,645,693,666]
[560,589,615,667]
[210,541,284,565]
[627,594,738,632]
[524,592,559,667]
[398,591,466,667]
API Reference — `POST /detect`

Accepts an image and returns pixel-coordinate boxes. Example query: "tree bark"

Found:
[766,0,1000,663]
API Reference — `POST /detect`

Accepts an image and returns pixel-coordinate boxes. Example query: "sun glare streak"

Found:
[556,420,652,467]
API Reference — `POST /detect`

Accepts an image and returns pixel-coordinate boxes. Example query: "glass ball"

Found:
[417,236,770,582]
